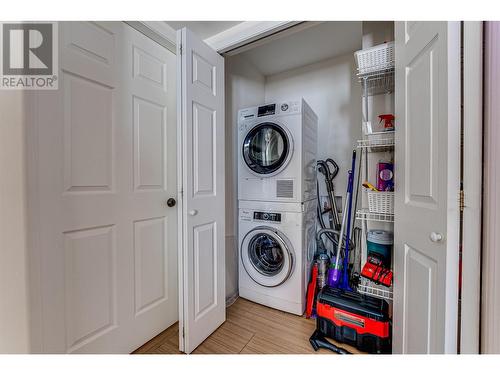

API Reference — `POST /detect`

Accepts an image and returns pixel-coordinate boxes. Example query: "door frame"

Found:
[131,21,317,56]
[481,21,500,354]
[25,89,45,353]
[461,21,483,354]
[176,32,185,353]
[126,22,177,53]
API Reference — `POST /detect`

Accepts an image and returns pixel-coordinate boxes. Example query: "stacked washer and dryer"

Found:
[237,99,318,315]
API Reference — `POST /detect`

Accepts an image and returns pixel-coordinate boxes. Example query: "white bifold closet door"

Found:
[394,21,461,353]
[32,22,178,353]
[177,27,226,354]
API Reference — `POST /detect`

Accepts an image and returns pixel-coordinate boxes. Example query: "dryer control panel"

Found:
[238,100,301,125]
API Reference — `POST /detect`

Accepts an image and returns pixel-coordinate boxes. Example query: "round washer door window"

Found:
[242,122,292,176]
[241,227,294,287]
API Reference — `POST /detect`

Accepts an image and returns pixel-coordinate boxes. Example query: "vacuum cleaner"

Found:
[317,158,340,230]
[314,286,391,354]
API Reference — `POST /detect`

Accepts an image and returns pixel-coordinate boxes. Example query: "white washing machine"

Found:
[238,99,318,204]
[238,199,316,315]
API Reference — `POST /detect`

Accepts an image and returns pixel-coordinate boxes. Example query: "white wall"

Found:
[265,53,362,202]
[224,55,265,302]
[0,91,31,353]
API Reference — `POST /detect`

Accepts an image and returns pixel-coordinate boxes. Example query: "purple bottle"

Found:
[327,257,337,287]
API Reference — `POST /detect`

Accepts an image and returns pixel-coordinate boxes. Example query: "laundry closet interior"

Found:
[219,21,395,354]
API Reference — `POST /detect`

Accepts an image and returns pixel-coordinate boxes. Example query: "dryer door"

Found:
[242,122,293,176]
[241,227,294,287]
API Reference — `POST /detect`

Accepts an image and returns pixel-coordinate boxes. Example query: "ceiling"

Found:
[238,22,362,76]
[165,21,243,40]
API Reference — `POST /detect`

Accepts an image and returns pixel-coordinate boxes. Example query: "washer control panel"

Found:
[239,209,283,222]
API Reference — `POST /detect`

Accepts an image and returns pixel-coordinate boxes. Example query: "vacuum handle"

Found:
[309,330,351,354]
[325,158,339,179]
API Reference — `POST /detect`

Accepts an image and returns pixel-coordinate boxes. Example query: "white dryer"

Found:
[238,199,316,315]
[238,99,318,204]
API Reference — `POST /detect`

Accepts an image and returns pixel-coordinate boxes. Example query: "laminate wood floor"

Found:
[132,297,361,354]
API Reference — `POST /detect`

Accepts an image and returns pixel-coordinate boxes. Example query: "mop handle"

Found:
[342,171,354,269]
[344,151,356,252]
[340,151,356,289]
[334,171,352,270]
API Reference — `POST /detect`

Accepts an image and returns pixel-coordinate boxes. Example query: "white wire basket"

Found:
[357,131,395,151]
[356,209,394,223]
[367,191,394,215]
[355,41,395,74]
[358,278,393,301]
[359,69,395,96]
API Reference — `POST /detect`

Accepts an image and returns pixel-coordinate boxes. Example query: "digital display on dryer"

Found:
[257,104,276,117]
[254,211,281,222]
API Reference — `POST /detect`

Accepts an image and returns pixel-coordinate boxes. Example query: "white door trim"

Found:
[125,22,177,54]
[204,21,302,53]
[0,90,32,353]
[461,21,483,354]
[25,89,46,354]
[176,32,185,353]
[126,21,318,58]
[482,21,500,354]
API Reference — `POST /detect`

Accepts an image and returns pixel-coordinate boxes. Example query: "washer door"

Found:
[241,227,294,287]
[242,122,293,176]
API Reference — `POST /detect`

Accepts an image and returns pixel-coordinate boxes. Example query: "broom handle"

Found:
[334,171,352,270]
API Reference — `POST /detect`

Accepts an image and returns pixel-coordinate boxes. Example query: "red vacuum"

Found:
[314,286,391,354]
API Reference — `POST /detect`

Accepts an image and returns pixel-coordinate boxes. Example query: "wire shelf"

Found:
[357,132,395,152]
[355,209,394,223]
[359,68,395,96]
[358,278,393,301]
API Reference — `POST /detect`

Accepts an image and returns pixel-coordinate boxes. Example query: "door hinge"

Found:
[179,44,183,55]
[459,190,465,212]
[182,327,185,338]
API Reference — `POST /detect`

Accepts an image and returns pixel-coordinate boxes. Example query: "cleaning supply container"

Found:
[367,230,393,266]
[316,253,330,290]
[326,259,337,287]
[367,191,394,214]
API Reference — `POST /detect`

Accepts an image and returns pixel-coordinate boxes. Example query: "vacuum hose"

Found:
[316,159,356,259]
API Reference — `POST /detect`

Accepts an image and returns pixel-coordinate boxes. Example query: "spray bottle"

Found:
[378,114,395,131]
